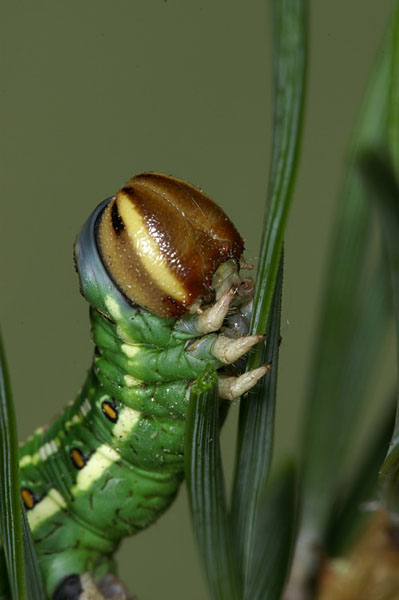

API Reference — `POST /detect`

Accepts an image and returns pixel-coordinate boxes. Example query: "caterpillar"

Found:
[0,173,267,600]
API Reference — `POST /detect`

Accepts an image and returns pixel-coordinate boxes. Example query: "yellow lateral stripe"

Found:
[72,444,120,493]
[124,374,141,387]
[20,454,35,467]
[28,489,66,531]
[105,296,122,320]
[112,406,141,440]
[121,343,140,359]
[118,193,187,301]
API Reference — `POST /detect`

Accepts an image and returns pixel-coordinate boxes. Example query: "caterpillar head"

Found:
[75,173,245,319]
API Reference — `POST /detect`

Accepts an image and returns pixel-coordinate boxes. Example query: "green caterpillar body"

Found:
[0,174,264,599]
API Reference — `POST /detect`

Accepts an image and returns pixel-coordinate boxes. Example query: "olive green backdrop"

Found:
[0,1,395,599]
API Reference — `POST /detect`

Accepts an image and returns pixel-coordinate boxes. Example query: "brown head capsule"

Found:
[96,173,244,318]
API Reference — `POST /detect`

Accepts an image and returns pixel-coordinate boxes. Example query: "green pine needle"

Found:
[185,367,241,600]
[0,329,45,600]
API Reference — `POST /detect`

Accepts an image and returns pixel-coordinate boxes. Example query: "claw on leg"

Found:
[218,364,271,400]
[240,256,254,270]
[212,334,263,364]
[196,289,235,334]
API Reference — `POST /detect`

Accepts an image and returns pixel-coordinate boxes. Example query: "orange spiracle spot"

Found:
[101,400,118,423]
[70,447,86,470]
[21,487,36,510]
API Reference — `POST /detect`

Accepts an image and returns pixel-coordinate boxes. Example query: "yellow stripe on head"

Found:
[117,193,187,302]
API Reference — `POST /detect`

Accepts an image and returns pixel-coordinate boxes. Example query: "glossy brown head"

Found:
[96,172,244,318]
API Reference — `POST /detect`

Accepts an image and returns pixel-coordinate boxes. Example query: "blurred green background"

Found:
[0,1,395,599]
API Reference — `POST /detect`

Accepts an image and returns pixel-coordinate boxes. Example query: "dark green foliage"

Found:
[359,150,399,517]
[247,463,297,600]
[185,367,241,600]
[299,35,392,542]
[0,330,45,600]
[326,399,396,556]
[232,256,284,589]
[231,0,306,589]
